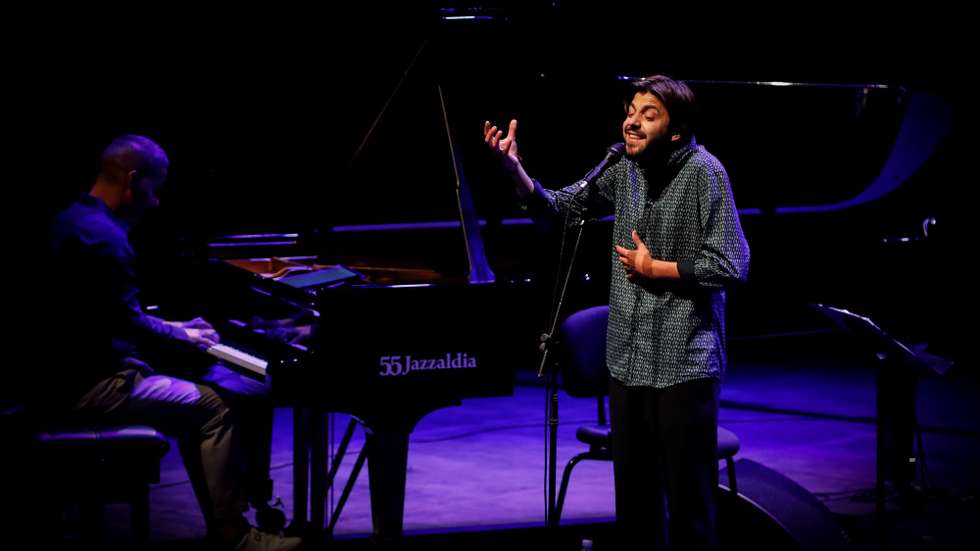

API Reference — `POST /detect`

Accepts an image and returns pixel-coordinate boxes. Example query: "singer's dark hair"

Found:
[626,75,698,142]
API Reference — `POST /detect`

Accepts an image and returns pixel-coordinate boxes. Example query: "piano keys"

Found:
[207,343,269,378]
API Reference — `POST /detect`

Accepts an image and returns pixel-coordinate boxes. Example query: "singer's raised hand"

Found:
[484,119,521,170]
[484,119,534,196]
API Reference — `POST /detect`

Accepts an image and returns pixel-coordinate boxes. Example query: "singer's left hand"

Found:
[615,230,655,281]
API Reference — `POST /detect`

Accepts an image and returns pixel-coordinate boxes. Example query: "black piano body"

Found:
[197,244,544,540]
[279,281,522,423]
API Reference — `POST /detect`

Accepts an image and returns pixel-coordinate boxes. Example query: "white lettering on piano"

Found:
[379,353,477,376]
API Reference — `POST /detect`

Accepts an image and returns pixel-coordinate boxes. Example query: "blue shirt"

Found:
[49,194,188,399]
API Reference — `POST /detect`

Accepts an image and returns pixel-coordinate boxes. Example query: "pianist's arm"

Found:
[95,236,219,356]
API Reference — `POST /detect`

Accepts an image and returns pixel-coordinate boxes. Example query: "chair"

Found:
[35,424,170,542]
[553,305,740,524]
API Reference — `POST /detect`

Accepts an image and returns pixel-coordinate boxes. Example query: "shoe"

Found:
[234,526,302,551]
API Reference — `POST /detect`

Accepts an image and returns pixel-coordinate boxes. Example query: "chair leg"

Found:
[724,456,737,496]
[554,453,590,527]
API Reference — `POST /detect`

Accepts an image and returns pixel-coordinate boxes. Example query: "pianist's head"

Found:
[90,134,170,223]
[622,75,697,160]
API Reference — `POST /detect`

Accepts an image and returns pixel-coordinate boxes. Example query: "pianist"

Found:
[485,75,749,550]
[47,134,300,551]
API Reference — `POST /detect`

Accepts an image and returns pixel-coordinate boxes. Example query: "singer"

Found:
[484,75,749,550]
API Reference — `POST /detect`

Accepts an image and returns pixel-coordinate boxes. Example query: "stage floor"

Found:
[89,335,980,549]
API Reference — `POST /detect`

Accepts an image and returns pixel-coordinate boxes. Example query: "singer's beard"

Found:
[627,138,674,168]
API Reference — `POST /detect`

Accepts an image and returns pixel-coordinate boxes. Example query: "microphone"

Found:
[577,143,625,190]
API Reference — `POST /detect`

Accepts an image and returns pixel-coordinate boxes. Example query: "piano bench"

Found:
[35,425,170,543]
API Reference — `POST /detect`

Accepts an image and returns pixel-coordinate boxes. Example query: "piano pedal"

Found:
[254,497,287,534]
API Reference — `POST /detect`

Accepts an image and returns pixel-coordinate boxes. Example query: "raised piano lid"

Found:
[181,31,953,307]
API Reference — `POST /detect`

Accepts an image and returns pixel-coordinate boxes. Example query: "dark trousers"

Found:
[608,376,720,551]
[73,362,274,527]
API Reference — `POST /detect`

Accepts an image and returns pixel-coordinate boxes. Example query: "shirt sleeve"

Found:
[522,161,618,228]
[96,235,190,348]
[677,164,750,288]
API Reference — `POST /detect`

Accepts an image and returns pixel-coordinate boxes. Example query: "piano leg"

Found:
[310,410,329,530]
[366,428,409,541]
[292,407,309,527]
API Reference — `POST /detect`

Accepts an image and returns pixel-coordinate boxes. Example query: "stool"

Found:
[36,425,170,542]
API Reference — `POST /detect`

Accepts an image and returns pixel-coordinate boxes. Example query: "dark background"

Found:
[17,2,968,359]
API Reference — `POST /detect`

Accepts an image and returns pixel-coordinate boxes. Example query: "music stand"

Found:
[812,303,950,550]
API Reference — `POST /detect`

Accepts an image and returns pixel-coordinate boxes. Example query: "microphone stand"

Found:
[539,187,593,529]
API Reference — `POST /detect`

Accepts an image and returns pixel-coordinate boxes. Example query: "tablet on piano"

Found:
[277,265,361,289]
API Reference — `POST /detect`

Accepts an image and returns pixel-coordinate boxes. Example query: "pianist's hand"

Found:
[166,317,219,346]
[169,317,215,331]
[268,324,312,345]
[184,326,220,348]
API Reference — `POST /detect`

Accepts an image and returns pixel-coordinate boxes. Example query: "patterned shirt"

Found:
[526,138,750,387]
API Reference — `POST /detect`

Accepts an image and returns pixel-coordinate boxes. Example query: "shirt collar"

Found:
[635,136,698,183]
[79,193,131,233]
[666,136,697,170]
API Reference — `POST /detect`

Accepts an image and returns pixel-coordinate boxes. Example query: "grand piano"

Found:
[197,246,541,540]
[182,41,552,537]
